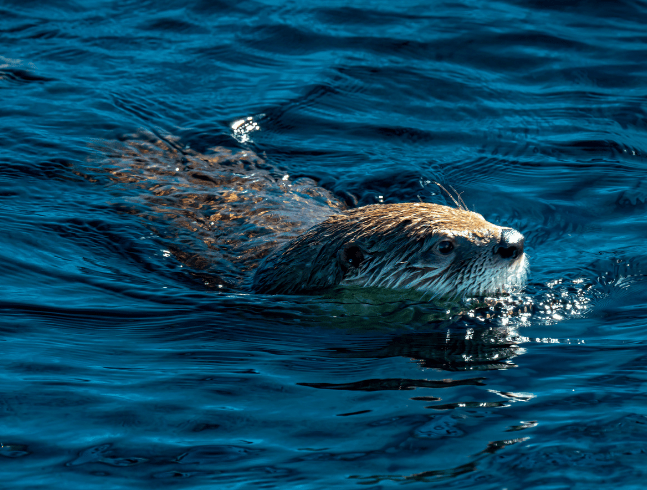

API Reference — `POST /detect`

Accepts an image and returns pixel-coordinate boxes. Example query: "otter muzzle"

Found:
[493,228,524,260]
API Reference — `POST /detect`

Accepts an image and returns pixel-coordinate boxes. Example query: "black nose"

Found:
[494,228,524,260]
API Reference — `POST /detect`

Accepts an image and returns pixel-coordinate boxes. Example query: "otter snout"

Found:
[494,228,524,260]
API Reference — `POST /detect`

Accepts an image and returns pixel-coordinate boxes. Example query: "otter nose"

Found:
[494,228,524,260]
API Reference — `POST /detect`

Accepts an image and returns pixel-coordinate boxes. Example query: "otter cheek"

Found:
[411,250,452,270]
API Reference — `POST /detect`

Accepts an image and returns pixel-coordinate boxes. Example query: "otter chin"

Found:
[253,202,528,297]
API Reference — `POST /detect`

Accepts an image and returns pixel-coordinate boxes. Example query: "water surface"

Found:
[2,0,647,488]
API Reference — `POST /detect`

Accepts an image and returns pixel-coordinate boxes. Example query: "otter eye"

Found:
[438,240,454,254]
[339,243,365,274]
[345,245,364,267]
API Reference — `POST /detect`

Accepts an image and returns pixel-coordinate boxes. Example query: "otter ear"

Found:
[338,242,366,274]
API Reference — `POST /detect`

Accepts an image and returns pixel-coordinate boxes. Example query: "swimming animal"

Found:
[95,132,527,298]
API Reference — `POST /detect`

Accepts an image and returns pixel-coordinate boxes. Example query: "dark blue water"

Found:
[3,0,647,488]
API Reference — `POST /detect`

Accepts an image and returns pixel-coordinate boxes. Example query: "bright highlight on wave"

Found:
[231,115,262,143]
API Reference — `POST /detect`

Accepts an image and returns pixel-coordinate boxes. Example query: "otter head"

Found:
[252,203,528,297]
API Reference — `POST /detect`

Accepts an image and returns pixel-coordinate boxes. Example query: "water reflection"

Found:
[323,326,524,371]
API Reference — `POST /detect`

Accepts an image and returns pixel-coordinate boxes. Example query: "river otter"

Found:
[94,132,527,298]
[253,202,528,297]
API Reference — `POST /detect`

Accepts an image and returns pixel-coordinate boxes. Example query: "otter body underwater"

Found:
[99,134,528,298]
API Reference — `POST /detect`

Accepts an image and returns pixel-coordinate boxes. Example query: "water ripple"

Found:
[2,0,647,488]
